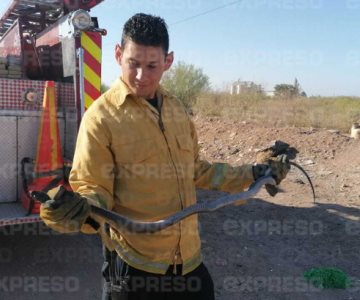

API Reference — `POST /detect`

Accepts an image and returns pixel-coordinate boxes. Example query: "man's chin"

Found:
[132,86,156,99]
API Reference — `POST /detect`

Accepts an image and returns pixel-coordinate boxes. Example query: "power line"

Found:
[170,0,243,26]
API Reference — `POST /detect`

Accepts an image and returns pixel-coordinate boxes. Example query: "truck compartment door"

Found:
[0,116,17,203]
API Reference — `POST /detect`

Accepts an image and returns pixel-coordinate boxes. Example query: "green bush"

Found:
[161,61,210,110]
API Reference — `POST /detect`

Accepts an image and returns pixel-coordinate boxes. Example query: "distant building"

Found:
[265,90,274,97]
[230,80,263,95]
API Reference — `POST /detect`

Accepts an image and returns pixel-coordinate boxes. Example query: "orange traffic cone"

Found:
[34,80,64,177]
[21,81,68,215]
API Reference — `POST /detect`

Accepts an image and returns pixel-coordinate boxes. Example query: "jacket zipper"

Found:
[173,251,179,274]
[157,101,183,270]
[157,101,183,210]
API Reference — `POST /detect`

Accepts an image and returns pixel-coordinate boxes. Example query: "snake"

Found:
[289,161,316,203]
[33,163,316,234]
[32,174,276,233]
[89,174,277,233]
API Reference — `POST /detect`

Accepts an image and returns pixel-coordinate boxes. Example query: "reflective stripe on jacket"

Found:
[69,78,254,275]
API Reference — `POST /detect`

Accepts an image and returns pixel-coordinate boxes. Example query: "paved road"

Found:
[0,222,103,300]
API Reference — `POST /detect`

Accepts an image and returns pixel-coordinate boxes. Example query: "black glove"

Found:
[39,186,92,233]
[253,154,291,196]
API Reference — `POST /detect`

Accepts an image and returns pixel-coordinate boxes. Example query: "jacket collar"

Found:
[114,77,132,108]
[114,77,170,108]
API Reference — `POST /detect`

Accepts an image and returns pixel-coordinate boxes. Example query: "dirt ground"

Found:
[1,116,359,300]
[194,115,360,299]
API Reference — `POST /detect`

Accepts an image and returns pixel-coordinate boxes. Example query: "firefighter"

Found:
[40,13,290,299]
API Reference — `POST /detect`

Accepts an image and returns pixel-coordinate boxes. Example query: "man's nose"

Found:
[136,68,146,81]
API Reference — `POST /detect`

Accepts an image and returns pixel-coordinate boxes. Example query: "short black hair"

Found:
[121,13,169,54]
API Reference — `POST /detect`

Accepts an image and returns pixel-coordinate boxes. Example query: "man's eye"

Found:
[148,65,156,70]
[129,61,138,68]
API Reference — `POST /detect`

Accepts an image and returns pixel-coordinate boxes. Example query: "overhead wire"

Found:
[170,0,243,25]
[101,1,243,46]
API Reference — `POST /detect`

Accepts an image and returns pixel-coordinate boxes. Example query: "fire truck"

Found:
[0,0,106,226]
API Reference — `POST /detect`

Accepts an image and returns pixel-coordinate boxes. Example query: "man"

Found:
[40,13,289,299]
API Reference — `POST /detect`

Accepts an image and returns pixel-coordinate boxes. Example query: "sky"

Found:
[0,0,359,96]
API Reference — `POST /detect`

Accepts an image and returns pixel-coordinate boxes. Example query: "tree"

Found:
[274,84,298,98]
[294,78,300,96]
[161,61,210,110]
[101,83,110,94]
[274,78,307,99]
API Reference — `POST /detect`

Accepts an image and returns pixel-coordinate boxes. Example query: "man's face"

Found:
[115,40,173,99]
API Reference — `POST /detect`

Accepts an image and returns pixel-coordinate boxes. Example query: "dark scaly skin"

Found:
[33,175,277,233]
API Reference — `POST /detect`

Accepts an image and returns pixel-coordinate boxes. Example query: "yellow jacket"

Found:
[69,78,254,275]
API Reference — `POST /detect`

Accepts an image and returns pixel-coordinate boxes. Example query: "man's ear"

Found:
[164,51,174,71]
[115,44,122,65]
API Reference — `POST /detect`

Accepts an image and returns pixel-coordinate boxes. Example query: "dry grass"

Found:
[194,93,360,132]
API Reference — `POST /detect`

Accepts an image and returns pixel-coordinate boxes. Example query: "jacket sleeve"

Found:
[190,119,254,197]
[69,113,115,232]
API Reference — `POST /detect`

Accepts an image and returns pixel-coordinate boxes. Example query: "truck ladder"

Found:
[0,0,65,38]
